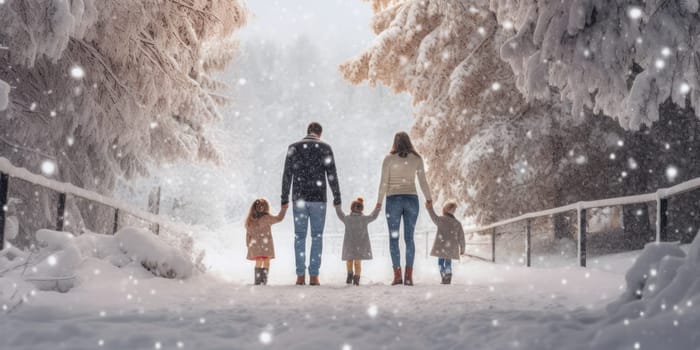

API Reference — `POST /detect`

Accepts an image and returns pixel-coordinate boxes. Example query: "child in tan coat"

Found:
[245,198,288,285]
[427,201,465,285]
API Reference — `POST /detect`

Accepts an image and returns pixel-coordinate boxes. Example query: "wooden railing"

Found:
[0,157,200,250]
[465,177,700,267]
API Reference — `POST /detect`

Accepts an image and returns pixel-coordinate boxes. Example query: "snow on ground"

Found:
[1,227,699,350]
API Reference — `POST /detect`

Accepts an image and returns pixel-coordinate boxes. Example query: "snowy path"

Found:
[1,258,632,350]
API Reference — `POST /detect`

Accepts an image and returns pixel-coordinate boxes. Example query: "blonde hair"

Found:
[245,198,270,229]
[351,197,364,213]
[442,201,458,216]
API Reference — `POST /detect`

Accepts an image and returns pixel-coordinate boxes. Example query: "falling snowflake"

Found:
[679,83,691,94]
[41,160,56,176]
[70,65,85,79]
[47,255,57,266]
[627,7,643,19]
[367,304,378,318]
[259,331,273,345]
[654,59,665,70]
[666,166,679,182]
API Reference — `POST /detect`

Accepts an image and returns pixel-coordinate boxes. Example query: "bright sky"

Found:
[241,0,376,57]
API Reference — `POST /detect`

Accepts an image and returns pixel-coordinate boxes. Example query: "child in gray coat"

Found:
[334,197,381,285]
[427,201,465,284]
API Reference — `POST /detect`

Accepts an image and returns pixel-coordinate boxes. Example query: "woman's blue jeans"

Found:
[386,194,419,268]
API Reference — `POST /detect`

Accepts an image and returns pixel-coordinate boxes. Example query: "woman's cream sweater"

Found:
[376,153,432,203]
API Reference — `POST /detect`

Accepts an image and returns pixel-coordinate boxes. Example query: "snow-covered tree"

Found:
[0,0,246,242]
[341,0,700,248]
[490,0,700,131]
[0,0,247,191]
[341,0,606,224]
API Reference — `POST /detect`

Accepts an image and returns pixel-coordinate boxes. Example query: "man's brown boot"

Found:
[309,275,320,286]
[295,275,305,285]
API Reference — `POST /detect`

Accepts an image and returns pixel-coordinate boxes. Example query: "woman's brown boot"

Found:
[391,267,403,285]
[404,267,414,286]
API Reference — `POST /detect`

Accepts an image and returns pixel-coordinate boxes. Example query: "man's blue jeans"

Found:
[438,258,452,274]
[386,194,419,268]
[293,201,327,276]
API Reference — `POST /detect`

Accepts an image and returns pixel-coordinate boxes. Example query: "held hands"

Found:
[375,203,382,209]
[281,203,289,209]
[425,200,433,209]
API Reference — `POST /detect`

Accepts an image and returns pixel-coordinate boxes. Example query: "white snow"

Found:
[115,227,194,279]
[0,220,699,349]
[1,226,195,299]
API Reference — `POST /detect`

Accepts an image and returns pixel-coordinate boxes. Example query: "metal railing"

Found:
[0,158,200,250]
[465,177,700,267]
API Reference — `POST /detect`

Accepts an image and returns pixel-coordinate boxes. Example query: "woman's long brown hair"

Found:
[245,198,270,229]
[390,131,421,158]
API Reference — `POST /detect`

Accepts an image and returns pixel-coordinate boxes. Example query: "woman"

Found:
[376,132,432,286]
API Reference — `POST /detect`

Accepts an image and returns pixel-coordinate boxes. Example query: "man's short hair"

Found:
[307,122,323,135]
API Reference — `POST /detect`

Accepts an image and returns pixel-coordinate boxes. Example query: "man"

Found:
[282,122,341,286]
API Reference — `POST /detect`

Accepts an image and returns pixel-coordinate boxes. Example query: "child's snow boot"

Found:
[353,275,360,286]
[346,272,354,285]
[391,267,403,285]
[440,271,446,284]
[262,268,269,285]
[254,268,263,285]
[445,273,452,285]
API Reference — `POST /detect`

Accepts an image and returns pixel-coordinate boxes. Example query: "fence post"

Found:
[491,228,496,263]
[578,208,587,267]
[657,197,668,242]
[56,193,66,231]
[112,209,119,234]
[526,219,531,267]
[0,173,9,250]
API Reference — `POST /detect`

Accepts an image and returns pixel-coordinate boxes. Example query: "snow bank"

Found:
[115,227,194,279]
[0,79,9,111]
[590,234,700,349]
[28,230,82,281]
[1,226,195,298]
